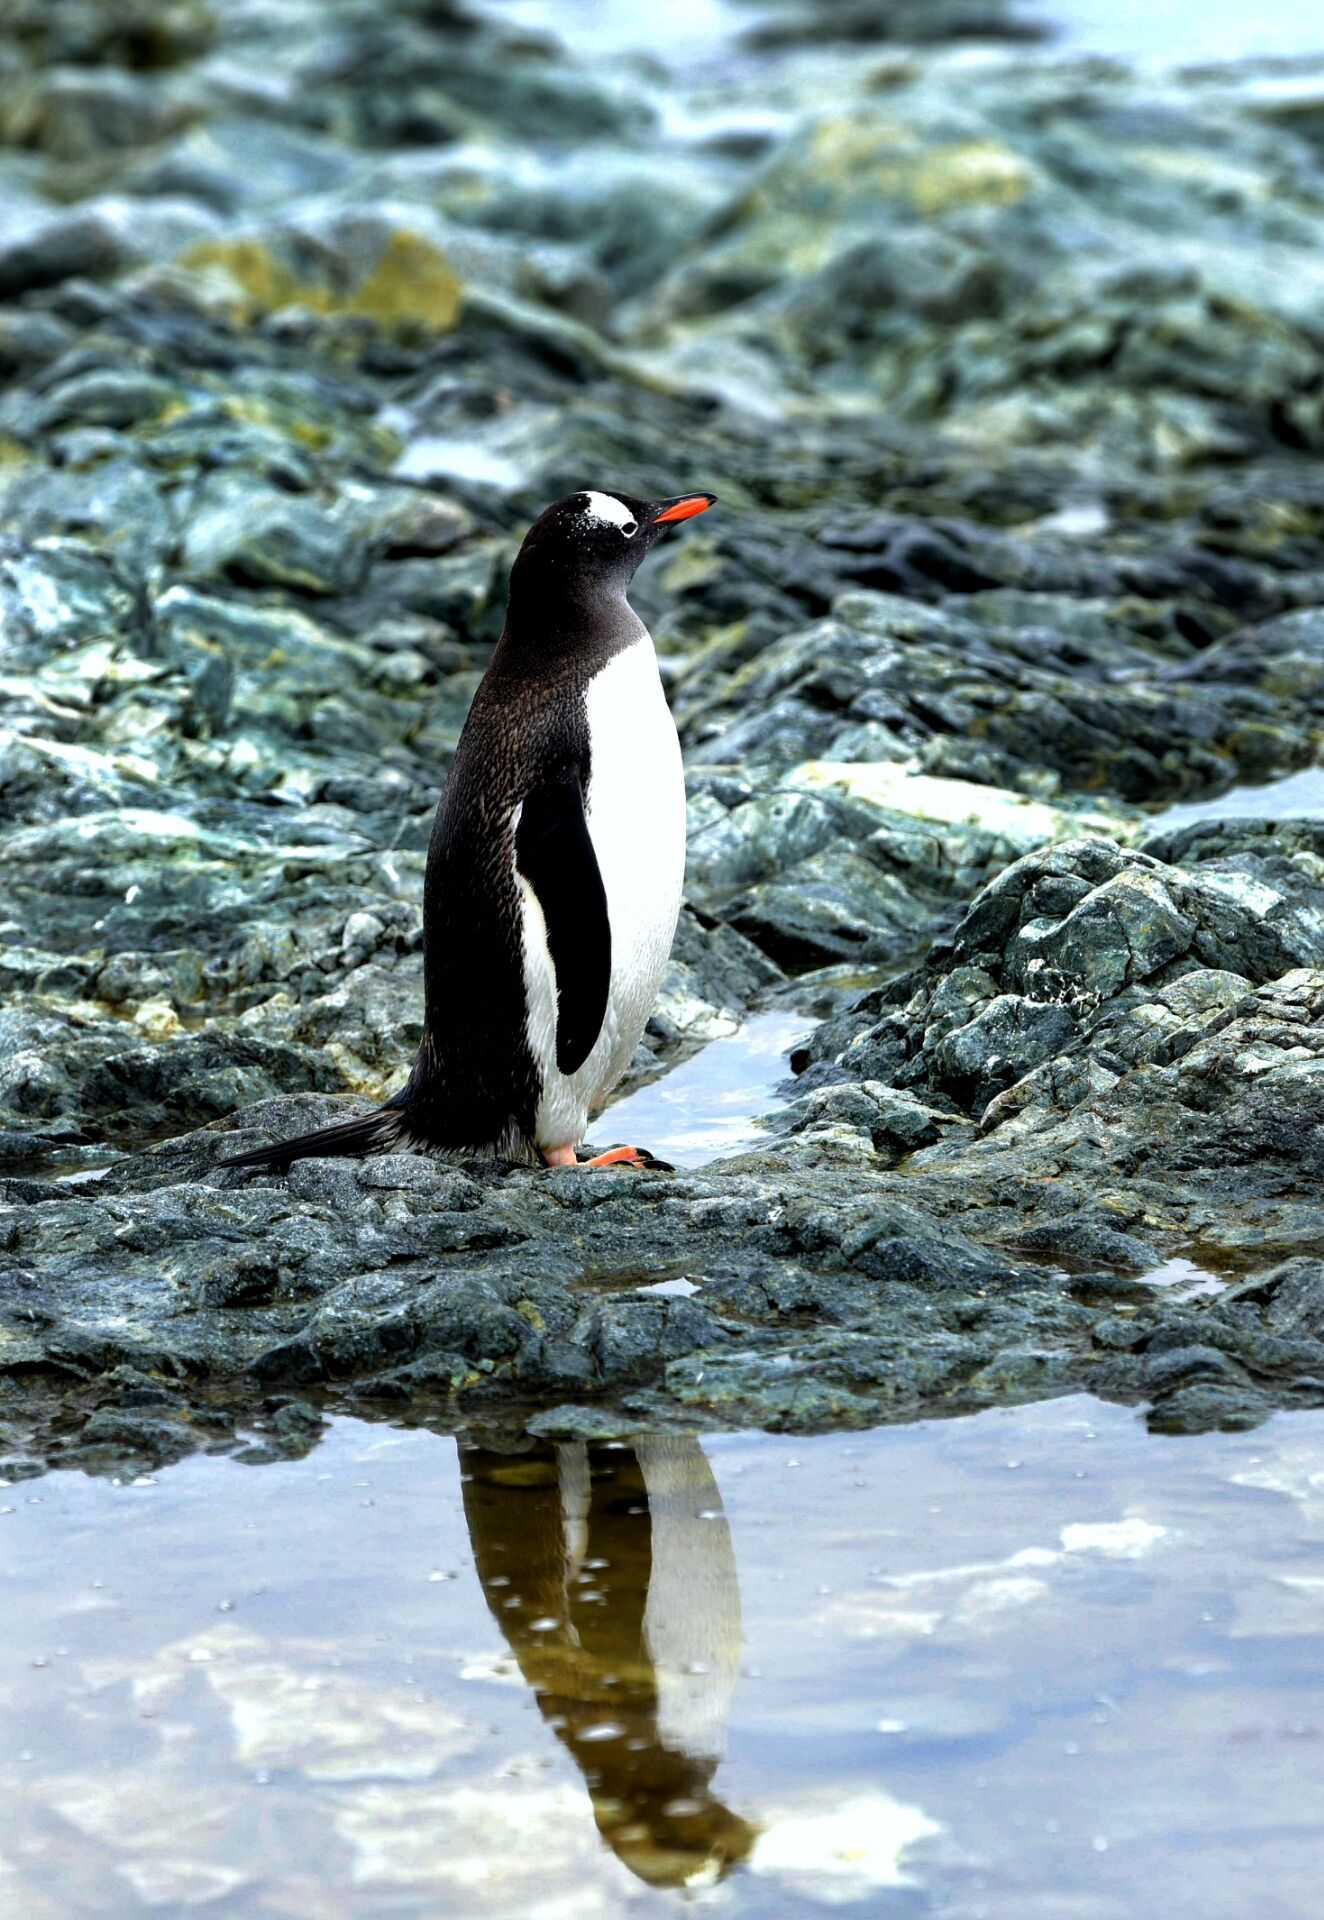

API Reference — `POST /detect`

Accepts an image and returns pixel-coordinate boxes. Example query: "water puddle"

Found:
[52,1164,114,1188]
[1137,1256,1227,1300]
[0,1149,110,1185]
[7,1396,1324,1915]
[1147,765,1324,834]
[603,1009,813,1166]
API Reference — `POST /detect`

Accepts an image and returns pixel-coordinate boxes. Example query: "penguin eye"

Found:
[620,519,638,538]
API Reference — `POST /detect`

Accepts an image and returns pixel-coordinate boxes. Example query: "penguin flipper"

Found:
[515,764,611,1077]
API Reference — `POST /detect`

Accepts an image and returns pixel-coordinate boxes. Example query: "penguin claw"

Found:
[579,1144,673,1172]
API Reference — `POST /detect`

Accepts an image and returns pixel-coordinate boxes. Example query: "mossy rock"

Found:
[179,228,463,333]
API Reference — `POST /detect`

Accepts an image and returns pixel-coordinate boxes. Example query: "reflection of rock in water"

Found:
[460,1435,756,1888]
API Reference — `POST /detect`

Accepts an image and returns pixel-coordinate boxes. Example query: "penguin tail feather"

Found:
[217,1099,410,1175]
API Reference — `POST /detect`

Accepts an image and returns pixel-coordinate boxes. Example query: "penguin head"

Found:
[511,488,716,602]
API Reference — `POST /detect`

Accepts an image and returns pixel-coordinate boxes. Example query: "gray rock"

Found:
[929,995,1078,1115]
[768,1081,955,1157]
[0,208,127,296]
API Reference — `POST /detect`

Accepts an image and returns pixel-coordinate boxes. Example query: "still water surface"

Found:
[5,1397,1324,1917]
[606,1010,811,1166]
[1146,766,1324,832]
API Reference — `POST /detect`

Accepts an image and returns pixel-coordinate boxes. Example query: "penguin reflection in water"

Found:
[460,1436,757,1887]
[222,488,715,1175]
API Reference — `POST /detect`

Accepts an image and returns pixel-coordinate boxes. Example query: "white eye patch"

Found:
[580,490,638,536]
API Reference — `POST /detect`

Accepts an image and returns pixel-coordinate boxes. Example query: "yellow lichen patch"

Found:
[181,235,302,310]
[220,395,334,450]
[347,230,463,327]
[179,230,463,332]
[897,141,1032,215]
[657,536,722,595]
[133,999,184,1040]
[800,121,1031,215]
[325,1045,402,1101]
[807,114,912,181]
[287,417,335,450]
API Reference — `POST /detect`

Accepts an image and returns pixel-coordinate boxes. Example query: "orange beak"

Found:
[652,493,717,525]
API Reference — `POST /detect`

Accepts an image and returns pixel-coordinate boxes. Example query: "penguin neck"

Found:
[500,573,646,674]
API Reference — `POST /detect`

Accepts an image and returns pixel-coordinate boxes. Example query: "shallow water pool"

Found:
[6,1396,1324,1917]
[605,1010,812,1166]
[1146,766,1324,833]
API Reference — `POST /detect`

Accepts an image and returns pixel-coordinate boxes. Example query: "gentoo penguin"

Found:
[221,487,715,1174]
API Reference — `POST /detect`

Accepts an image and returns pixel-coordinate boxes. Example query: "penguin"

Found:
[221,486,715,1175]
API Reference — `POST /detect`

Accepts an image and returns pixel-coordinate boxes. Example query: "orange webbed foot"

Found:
[580,1145,673,1172]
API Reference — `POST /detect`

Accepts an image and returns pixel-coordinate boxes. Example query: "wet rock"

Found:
[804,836,1324,1109]
[0,67,201,161]
[783,825,1324,1329]
[34,367,179,431]
[0,208,128,296]
[2,0,216,71]
[768,1082,955,1159]
[726,842,928,967]
[0,198,219,296]
[1220,1258,1324,1342]
[1146,1382,1275,1435]
[740,0,1046,48]
[929,995,1078,1114]
[681,589,1313,800]
[0,1131,1106,1459]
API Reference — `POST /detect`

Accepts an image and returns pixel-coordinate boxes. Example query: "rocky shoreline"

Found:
[4,0,1324,1473]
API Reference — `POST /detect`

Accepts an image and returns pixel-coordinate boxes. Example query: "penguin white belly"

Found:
[526,638,685,1152]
